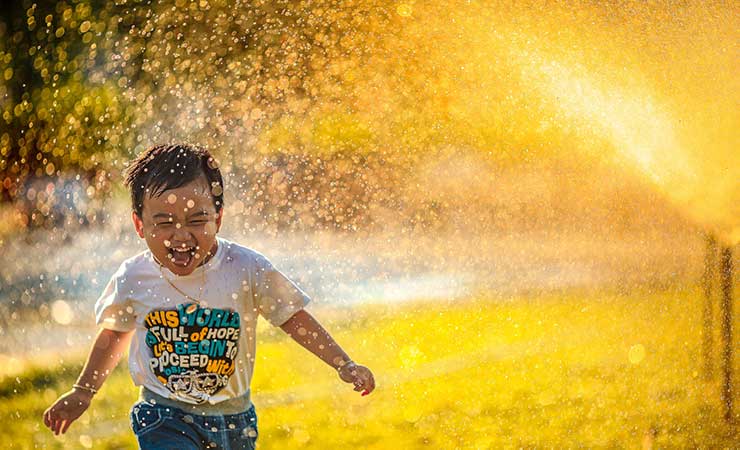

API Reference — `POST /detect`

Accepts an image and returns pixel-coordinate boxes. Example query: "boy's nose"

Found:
[171,226,193,242]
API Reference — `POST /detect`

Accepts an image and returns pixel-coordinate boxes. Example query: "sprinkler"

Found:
[719,246,733,423]
[701,234,716,380]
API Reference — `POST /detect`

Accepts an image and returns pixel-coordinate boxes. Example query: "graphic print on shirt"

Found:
[145,303,240,403]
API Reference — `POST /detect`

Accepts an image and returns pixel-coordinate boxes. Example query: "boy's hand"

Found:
[43,388,94,435]
[337,362,375,396]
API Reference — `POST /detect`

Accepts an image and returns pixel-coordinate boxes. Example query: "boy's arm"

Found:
[279,309,375,395]
[43,327,134,435]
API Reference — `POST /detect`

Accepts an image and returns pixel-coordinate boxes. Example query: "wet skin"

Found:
[132,175,222,276]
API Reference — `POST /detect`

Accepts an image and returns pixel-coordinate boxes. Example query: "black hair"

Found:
[124,143,224,217]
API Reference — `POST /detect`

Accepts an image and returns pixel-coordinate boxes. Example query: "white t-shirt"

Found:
[94,237,310,407]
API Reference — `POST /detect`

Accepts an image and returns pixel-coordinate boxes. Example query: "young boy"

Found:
[42,143,375,449]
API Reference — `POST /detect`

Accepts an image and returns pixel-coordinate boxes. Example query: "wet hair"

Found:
[124,143,224,217]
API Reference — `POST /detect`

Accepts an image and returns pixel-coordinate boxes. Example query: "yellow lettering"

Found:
[165,310,179,327]
[145,311,162,327]
[206,359,234,375]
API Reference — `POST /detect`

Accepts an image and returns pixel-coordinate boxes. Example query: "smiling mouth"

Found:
[169,246,197,267]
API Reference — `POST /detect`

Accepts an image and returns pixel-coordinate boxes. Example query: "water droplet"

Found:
[396,3,413,17]
[51,300,74,325]
[628,344,646,364]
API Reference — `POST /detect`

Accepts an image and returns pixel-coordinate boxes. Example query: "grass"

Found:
[1,286,738,449]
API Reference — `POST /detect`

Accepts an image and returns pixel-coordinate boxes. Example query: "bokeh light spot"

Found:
[51,300,74,325]
[628,344,646,364]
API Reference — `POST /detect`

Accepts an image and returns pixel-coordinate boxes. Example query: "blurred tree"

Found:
[0,0,407,232]
[0,0,135,207]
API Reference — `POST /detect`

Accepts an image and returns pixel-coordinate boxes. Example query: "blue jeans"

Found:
[130,400,259,449]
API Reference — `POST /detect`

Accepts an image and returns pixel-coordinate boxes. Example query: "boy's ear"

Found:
[132,211,145,238]
[215,209,223,232]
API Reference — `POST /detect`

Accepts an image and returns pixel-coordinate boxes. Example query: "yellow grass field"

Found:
[1,286,738,449]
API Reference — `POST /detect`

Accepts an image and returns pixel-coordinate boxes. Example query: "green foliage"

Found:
[0,360,81,398]
[0,1,137,196]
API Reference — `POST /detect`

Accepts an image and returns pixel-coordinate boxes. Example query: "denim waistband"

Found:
[138,386,253,416]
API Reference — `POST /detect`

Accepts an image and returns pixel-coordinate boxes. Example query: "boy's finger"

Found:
[54,419,64,435]
[61,418,73,434]
[359,373,373,389]
[361,376,376,395]
[43,410,50,428]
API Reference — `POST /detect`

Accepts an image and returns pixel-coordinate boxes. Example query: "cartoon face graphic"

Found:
[195,373,227,394]
[145,304,241,403]
[167,373,193,394]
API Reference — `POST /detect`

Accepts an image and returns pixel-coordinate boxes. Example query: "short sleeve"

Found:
[253,256,311,327]
[94,262,136,332]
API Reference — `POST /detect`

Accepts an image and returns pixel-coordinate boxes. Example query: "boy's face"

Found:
[132,175,222,276]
